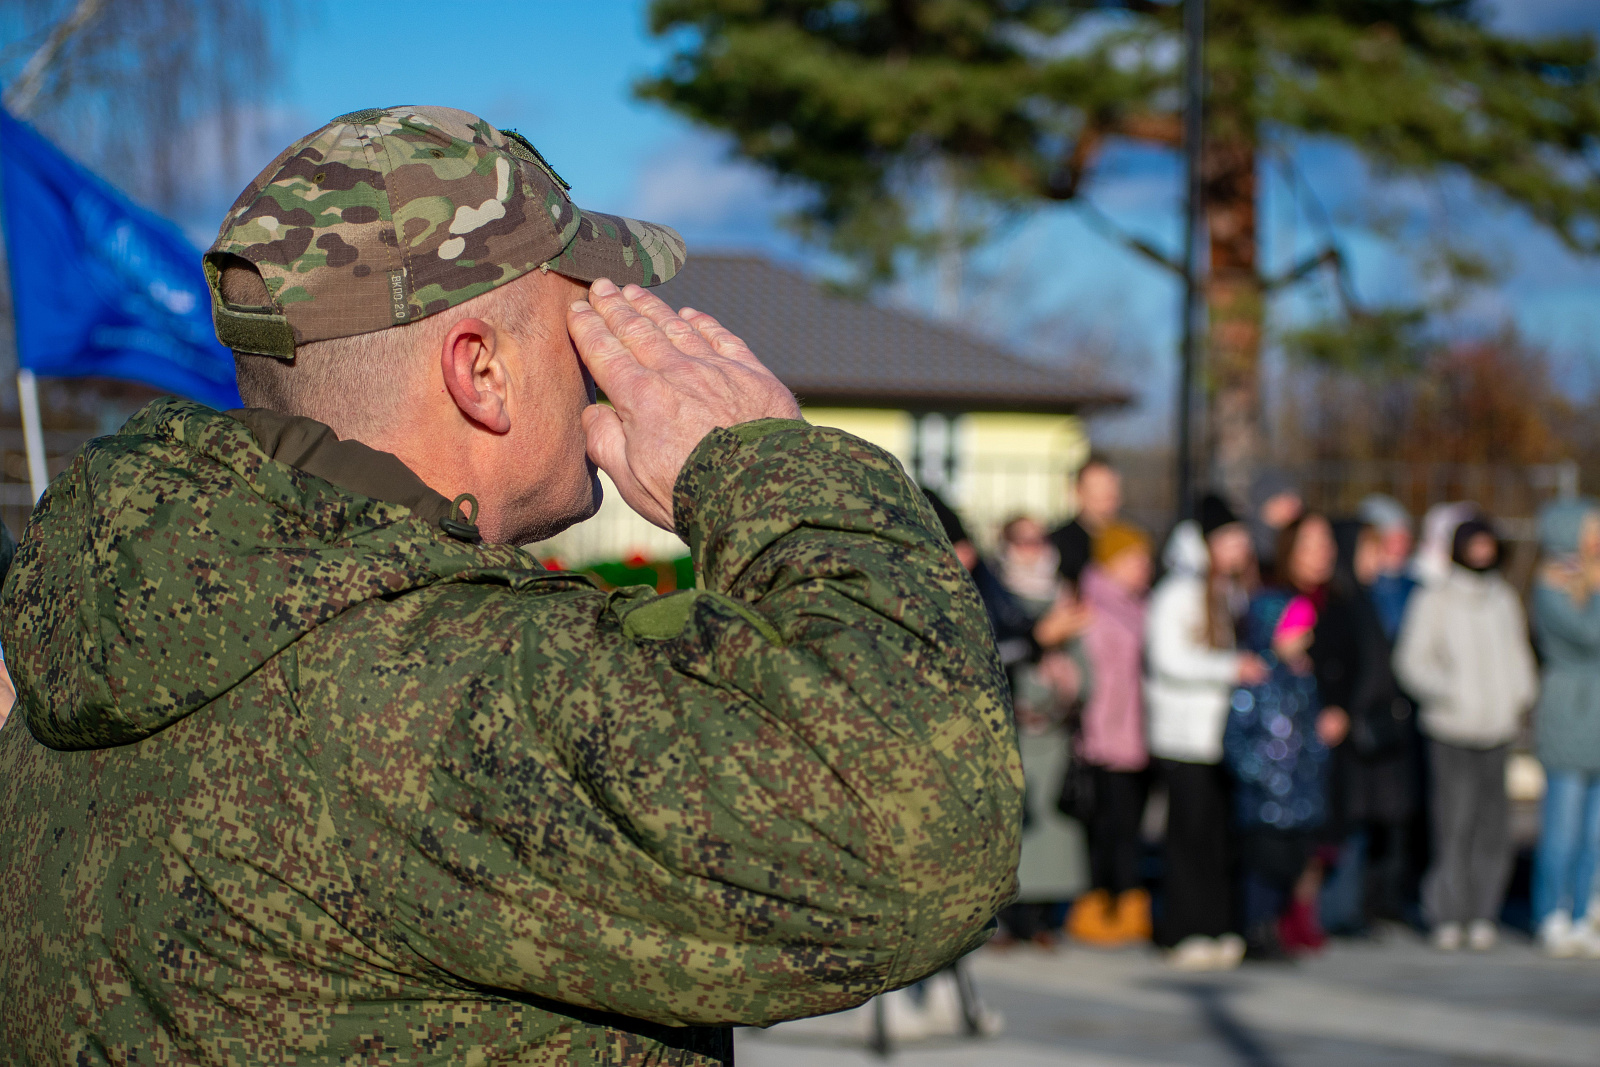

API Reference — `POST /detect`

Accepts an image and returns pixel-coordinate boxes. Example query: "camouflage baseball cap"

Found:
[204,105,686,358]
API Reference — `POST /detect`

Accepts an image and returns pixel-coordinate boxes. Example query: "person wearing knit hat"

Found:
[1093,522,1152,568]
[1068,521,1156,947]
[1358,494,1411,535]
[1199,493,1240,539]
[1357,494,1419,640]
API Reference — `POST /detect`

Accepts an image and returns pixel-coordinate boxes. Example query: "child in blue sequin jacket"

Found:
[1224,512,1345,958]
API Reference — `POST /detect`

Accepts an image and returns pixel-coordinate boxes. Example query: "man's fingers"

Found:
[567,299,646,397]
[621,284,712,355]
[681,307,761,366]
[581,404,631,482]
[588,278,680,368]
[681,306,800,417]
[581,402,675,531]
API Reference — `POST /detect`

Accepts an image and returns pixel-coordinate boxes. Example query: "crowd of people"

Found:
[927,457,1600,968]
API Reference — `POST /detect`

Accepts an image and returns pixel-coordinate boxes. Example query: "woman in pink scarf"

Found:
[1066,522,1154,945]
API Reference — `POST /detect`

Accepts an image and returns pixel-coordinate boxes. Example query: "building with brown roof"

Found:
[533,253,1130,566]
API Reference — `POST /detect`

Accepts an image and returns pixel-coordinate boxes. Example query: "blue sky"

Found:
[178,0,1600,437]
[262,1,799,252]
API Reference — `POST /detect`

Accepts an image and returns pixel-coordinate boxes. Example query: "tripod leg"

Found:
[870,995,892,1058]
[953,961,983,1037]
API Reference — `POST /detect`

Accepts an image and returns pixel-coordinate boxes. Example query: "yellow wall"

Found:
[957,412,1088,548]
[800,407,915,468]
[807,407,1089,550]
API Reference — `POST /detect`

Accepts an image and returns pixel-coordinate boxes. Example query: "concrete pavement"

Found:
[735,928,1600,1066]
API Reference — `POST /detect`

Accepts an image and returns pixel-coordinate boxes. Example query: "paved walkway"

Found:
[735,928,1600,1066]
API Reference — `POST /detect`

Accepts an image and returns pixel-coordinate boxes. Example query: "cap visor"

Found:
[548,209,686,288]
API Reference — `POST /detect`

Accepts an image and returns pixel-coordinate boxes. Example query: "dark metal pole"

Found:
[1176,0,1206,520]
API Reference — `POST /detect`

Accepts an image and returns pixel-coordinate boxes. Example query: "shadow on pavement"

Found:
[1152,978,1285,1067]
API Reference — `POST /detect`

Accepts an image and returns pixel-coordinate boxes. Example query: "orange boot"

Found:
[1112,888,1153,943]
[1067,889,1119,945]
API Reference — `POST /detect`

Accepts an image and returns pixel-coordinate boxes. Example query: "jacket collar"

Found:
[229,407,479,542]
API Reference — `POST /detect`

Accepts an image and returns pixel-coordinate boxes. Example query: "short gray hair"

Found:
[222,258,545,439]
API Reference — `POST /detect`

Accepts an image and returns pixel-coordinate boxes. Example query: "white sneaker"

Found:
[1539,910,1580,958]
[1467,919,1498,952]
[1572,915,1600,960]
[1432,922,1463,951]
[1169,935,1219,971]
[1213,933,1247,970]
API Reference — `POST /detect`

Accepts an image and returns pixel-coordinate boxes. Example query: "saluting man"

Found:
[0,107,1021,1064]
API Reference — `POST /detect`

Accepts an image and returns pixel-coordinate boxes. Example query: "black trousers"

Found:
[1088,766,1148,895]
[1365,819,1412,922]
[1240,827,1314,929]
[1156,758,1235,946]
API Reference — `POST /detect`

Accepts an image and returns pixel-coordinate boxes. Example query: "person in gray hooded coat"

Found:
[1530,498,1600,957]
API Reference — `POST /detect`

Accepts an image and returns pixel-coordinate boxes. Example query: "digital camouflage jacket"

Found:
[0,398,1021,1065]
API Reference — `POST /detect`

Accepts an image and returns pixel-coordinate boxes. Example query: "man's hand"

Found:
[568,278,801,530]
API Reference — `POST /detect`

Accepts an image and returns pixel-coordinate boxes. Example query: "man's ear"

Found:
[441,317,511,434]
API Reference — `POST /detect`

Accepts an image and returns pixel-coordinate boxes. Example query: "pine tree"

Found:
[639,0,1600,498]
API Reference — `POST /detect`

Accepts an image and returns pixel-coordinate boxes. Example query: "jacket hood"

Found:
[1163,519,1208,577]
[1537,498,1599,557]
[0,398,557,751]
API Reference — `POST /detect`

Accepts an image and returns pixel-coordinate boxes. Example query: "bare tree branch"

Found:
[4,0,104,115]
[1073,197,1185,276]
[2,0,284,215]
[1261,246,1340,293]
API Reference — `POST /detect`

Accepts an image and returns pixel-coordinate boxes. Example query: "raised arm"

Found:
[376,282,1021,1028]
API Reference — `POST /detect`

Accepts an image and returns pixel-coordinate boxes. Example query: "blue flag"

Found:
[0,109,239,409]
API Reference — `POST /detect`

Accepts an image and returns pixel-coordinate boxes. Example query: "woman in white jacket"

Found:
[1394,517,1538,952]
[1147,495,1268,969]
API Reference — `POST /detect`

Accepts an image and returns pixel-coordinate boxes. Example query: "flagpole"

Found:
[16,369,45,502]
[5,0,109,510]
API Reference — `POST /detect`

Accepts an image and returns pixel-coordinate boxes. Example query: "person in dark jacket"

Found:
[1312,522,1418,935]
[1049,455,1122,587]
[923,490,1038,668]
